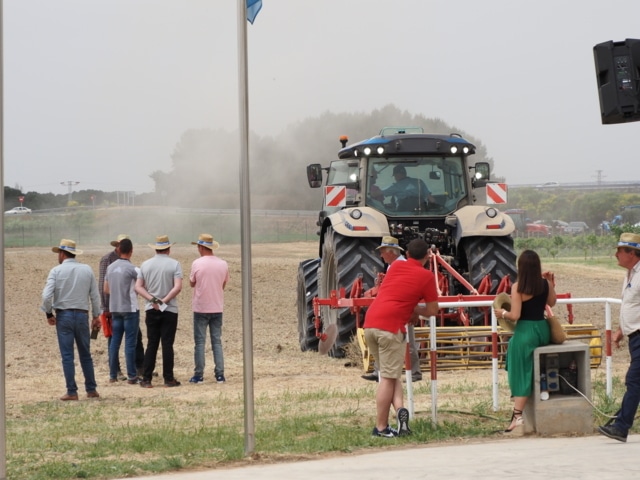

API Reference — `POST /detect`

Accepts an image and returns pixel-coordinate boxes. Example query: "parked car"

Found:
[551,220,569,234]
[4,206,32,215]
[504,209,550,237]
[564,221,589,235]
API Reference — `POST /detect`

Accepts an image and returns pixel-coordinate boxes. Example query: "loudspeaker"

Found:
[593,39,640,124]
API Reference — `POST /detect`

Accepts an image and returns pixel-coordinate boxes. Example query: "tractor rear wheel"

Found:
[296,258,320,351]
[319,227,383,357]
[460,236,517,326]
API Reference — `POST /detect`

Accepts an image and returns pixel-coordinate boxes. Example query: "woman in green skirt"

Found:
[493,250,557,433]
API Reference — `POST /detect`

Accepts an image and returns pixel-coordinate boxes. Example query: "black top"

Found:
[519,281,549,321]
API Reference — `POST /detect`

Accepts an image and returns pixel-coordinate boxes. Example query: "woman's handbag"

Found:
[545,312,567,344]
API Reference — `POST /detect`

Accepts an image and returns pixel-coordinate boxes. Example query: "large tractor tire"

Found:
[296,258,320,352]
[319,227,383,357]
[460,236,517,326]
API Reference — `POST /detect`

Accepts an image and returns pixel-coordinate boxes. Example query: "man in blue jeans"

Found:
[599,232,640,443]
[104,238,141,384]
[99,234,145,380]
[41,239,102,401]
[189,234,229,384]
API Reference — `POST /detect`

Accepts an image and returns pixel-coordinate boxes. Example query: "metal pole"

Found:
[605,300,612,397]
[237,0,255,455]
[404,324,414,418]
[491,310,499,411]
[0,1,7,476]
[427,315,438,425]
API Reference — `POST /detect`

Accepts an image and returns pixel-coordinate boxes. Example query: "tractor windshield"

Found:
[367,157,468,216]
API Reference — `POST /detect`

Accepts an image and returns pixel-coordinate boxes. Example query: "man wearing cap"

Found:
[362,236,423,383]
[598,232,640,442]
[99,234,144,380]
[364,238,439,437]
[135,235,183,388]
[381,165,436,210]
[41,239,101,401]
[188,234,230,384]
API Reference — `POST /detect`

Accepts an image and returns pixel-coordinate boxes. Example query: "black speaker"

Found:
[594,39,640,124]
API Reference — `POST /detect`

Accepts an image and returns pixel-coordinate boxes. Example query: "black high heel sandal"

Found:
[504,409,524,433]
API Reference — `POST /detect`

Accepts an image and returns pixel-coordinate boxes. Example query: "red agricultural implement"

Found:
[311,249,602,371]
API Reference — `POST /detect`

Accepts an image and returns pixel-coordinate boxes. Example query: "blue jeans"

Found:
[193,312,224,377]
[616,333,640,433]
[55,309,97,395]
[108,328,145,373]
[109,311,140,380]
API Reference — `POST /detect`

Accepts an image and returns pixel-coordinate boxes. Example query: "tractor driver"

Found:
[381,165,436,210]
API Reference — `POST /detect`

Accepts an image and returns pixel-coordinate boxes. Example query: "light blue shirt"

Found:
[41,258,101,317]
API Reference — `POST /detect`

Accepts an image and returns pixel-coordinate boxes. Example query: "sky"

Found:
[4,0,640,196]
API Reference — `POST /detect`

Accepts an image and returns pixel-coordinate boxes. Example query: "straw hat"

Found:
[375,236,404,251]
[148,235,175,250]
[493,292,516,331]
[52,239,83,255]
[110,234,130,247]
[191,233,220,251]
[618,232,640,250]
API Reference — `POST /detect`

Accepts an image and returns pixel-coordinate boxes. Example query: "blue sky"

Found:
[4,0,640,195]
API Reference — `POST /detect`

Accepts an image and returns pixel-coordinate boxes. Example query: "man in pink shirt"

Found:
[188,234,230,384]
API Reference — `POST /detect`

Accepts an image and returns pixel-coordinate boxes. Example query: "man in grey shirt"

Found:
[135,235,183,388]
[104,238,141,384]
[41,239,101,401]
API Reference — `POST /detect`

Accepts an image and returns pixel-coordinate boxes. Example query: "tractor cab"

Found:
[307,128,491,221]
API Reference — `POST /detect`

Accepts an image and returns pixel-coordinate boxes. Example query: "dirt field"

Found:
[4,241,629,408]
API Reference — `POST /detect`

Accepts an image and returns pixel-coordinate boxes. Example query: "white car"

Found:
[564,221,589,235]
[4,206,32,215]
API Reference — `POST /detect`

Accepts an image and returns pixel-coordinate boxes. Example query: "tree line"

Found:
[4,103,639,229]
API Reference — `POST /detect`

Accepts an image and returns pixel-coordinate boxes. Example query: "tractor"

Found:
[296,127,519,358]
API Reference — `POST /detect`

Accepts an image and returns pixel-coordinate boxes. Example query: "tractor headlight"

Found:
[350,209,363,220]
[363,147,372,156]
[486,207,498,218]
[376,146,385,155]
[450,146,458,154]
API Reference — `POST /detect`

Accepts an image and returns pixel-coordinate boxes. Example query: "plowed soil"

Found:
[4,242,628,406]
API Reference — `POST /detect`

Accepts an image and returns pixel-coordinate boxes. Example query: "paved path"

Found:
[119,433,635,480]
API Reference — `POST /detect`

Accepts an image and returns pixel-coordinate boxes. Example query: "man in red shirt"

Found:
[364,238,439,437]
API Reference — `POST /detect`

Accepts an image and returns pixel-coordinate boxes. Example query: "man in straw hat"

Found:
[135,235,183,388]
[99,234,144,381]
[362,236,423,383]
[41,239,102,401]
[363,238,439,437]
[598,232,640,442]
[188,234,230,384]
